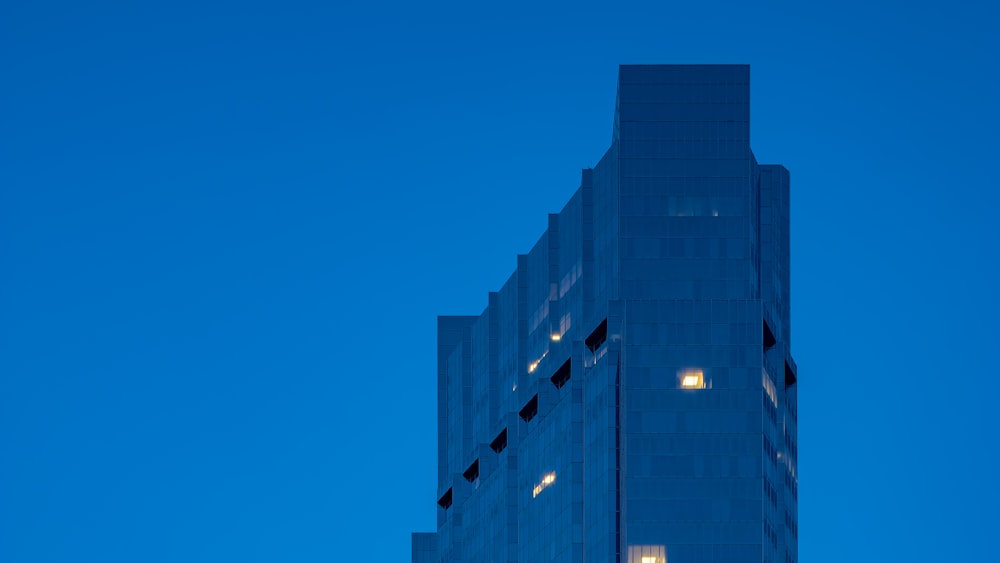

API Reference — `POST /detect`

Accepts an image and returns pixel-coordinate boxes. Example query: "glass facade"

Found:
[412,65,798,563]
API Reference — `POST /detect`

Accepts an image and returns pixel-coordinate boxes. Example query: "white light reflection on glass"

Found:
[762,368,777,406]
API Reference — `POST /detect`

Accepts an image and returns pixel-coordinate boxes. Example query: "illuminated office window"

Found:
[628,544,666,563]
[679,368,705,389]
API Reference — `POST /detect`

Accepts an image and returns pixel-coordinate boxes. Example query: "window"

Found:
[763,319,777,350]
[784,360,796,387]
[585,318,608,353]
[627,545,666,563]
[463,459,479,483]
[437,488,453,510]
[679,368,705,389]
[550,358,571,389]
[519,394,538,423]
[532,471,556,498]
[490,428,507,454]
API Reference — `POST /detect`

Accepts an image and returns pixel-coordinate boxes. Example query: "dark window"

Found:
[519,394,539,423]
[550,358,571,389]
[463,459,479,483]
[585,319,608,353]
[490,428,507,454]
[784,360,797,387]
[763,319,777,350]
[437,488,453,510]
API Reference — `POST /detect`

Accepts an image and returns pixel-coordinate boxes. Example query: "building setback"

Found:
[412,64,798,563]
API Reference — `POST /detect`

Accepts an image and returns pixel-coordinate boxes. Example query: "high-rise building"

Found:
[411,64,798,563]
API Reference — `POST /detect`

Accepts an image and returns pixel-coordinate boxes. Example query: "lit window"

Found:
[550,333,562,342]
[532,471,556,498]
[679,368,705,389]
[527,351,548,374]
[628,545,666,563]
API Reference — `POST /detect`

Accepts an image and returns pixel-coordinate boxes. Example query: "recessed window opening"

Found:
[585,319,608,353]
[784,360,797,388]
[437,487,453,510]
[490,428,508,454]
[463,459,479,483]
[550,358,571,389]
[763,319,777,350]
[519,394,539,423]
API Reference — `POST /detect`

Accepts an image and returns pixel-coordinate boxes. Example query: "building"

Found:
[411,64,798,563]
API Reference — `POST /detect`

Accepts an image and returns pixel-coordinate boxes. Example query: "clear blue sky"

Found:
[2,1,998,561]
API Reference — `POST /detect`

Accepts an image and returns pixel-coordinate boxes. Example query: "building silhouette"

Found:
[412,64,798,563]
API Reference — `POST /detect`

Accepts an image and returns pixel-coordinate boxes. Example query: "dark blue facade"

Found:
[413,65,798,563]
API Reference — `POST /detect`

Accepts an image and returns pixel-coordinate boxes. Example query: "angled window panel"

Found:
[463,459,479,483]
[550,358,571,389]
[763,319,777,350]
[490,428,507,454]
[437,487,452,510]
[585,318,608,353]
[784,360,797,388]
[519,394,538,423]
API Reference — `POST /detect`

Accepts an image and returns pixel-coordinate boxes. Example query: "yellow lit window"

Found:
[628,545,666,563]
[679,368,705,389]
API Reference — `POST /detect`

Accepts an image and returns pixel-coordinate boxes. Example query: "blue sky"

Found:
[2,1,998,561]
